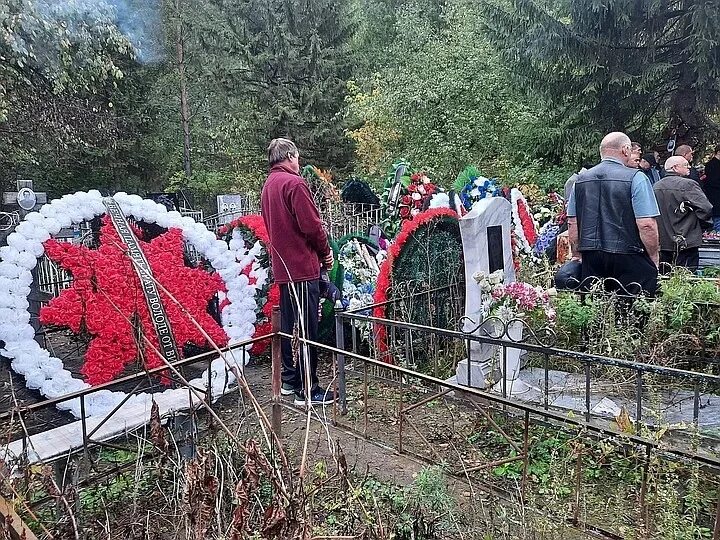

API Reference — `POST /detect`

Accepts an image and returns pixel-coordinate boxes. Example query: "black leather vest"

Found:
[575,160,644,254]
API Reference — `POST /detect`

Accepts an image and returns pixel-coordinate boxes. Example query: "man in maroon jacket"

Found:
[261,138,335,406]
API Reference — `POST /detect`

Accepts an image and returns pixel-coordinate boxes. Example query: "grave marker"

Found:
[2,179,46,213]
[455,197,532,395]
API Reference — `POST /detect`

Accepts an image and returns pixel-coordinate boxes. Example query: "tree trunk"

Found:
[175,0,192,179]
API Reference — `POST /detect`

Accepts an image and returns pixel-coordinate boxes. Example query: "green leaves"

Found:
[347,0,554,181]
[479,0,720,148]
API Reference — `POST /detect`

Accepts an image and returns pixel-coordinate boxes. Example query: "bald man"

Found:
[653,156,713,272]
[567,132,660,295]
[673,144,701,183]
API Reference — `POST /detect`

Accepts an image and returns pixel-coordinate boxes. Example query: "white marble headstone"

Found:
[459,197,515,329]
[455,197,528,393]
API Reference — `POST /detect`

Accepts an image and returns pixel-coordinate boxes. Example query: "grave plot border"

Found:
[327,288,720,538]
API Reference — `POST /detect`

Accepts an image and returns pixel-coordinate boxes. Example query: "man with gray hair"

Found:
[261,137,335,406]
[673,144,701,183]
[653,155,712,271]
[567,131,660,295]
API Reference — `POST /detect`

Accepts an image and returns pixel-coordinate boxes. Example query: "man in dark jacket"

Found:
[567,132,660,295]
[703,145,720,231]
[653,156,713,272]
[639,153,661,185]
[674,144,702,183]
[261,138,335,406]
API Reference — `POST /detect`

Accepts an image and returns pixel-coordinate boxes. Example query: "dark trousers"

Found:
[660,247,699,273]
[581,250,658,296]
[279,280,320,391]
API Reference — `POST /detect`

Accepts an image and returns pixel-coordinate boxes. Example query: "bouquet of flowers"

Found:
[381,161,440,236]
[532,192,565,227]
[453,165,501,211]
[473,270,556,327]
[339,238,383,340]
[398,172,438,220]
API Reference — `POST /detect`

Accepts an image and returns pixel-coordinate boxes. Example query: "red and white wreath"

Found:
[0,190,256,420]
[219,215,280,356]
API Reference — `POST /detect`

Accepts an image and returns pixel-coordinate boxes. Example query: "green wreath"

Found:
[386,215,464,374]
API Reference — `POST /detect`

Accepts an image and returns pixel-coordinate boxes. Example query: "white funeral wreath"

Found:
[0,191,257,419]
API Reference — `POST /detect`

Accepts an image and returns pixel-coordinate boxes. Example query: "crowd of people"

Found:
[566,132,720,295]
[261,133,720,403]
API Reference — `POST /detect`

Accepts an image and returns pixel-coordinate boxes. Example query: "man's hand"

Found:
[567,217,580,259]
[323,252,334,270]
[636,217,660,269]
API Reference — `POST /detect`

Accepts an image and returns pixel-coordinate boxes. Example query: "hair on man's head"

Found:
[267,138,298,166]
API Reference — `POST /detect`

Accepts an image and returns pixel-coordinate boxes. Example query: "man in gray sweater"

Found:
[653,156,713,272]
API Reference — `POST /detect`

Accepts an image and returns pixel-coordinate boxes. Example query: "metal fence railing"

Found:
[324,293,720,538]
[4,296,720,538]
[324,203,383,239]
[202,202,383,239]
[334,286,720,456]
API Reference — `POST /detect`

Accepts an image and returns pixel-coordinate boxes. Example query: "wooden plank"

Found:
[0,494,38,540]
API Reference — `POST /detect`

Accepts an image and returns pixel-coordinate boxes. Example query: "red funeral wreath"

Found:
[372,208,458,362]
[39,215,229,385]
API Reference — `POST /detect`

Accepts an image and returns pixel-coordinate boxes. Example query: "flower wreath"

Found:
[474,270,556,327]
[510,188,539,265]
[337,234,384,340]
[38,215,230,386]
[531,191,565,228]
[218,215,279,356]
[380,161,439,237]
[373,207,459,361]
[0,191,255,419]
[398,172,438,220]
[452,165,502,211]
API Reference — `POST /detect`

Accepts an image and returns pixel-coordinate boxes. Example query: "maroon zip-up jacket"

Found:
[261,163,330,284]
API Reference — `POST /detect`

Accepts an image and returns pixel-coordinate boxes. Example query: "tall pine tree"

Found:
[199,0,354,171]
[480,0,720,148]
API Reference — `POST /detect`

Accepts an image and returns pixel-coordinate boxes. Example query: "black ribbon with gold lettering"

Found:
[103,197,180,365]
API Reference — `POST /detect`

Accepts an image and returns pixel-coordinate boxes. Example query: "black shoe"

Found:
[293,386,336,406]
[281,382,298,396]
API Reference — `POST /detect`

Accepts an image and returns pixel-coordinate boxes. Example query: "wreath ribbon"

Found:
[103,197,180,364]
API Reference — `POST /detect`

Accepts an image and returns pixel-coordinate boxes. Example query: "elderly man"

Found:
[653,156,713,272]
[674,144,702,183]
[261,137,335,406]
[567,132,660,295]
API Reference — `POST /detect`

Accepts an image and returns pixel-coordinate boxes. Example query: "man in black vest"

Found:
[567,132,660,295]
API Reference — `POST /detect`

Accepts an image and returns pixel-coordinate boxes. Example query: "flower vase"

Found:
[491,319,536,397]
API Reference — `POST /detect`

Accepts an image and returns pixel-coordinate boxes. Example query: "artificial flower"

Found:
[41,216,229,385]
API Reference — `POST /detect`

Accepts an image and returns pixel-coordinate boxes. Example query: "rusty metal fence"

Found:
[4,289,720,538]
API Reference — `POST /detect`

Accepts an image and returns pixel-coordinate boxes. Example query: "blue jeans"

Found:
[714,216,720,232]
